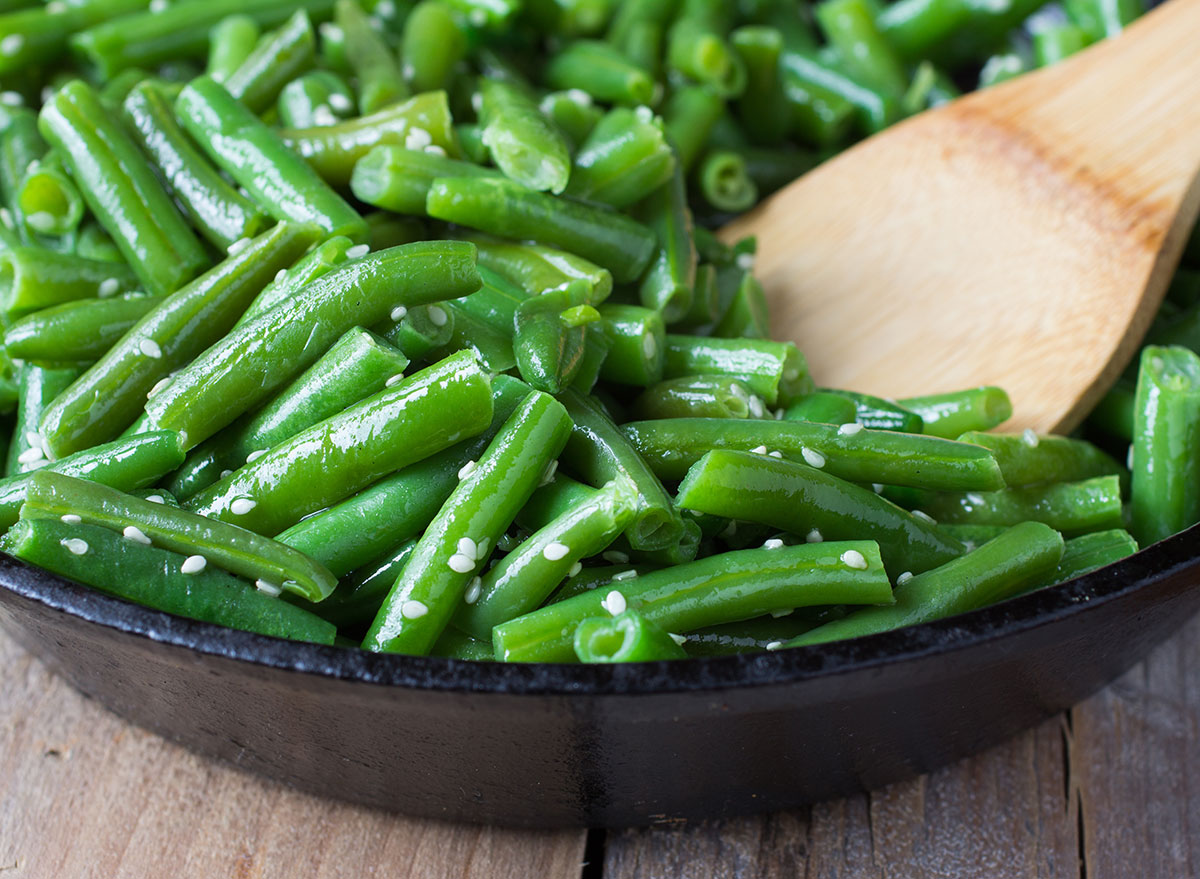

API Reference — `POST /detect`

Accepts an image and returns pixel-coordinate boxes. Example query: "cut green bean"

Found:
[896,386,1012,438]
[277,70,356,128]
[207,14,261,82]
[663,334,813,406]
[783,392,859,426]
[401,1,468,93]
[224,9,317,113]
[632,376,760,421]
[825,388,925,432]
[471,235,614,302]
[349,144,502,216]
[637,151,697,322]
[16,154,83,237]
[574,609,689,662]
[957,430,1124,488]
[0,246,137,318]
[6,363,79,475]
[4,293,160,363]
[545,39,657,106]
[478,78,572,195]
[235,235,354,328]
[337,0,408,113]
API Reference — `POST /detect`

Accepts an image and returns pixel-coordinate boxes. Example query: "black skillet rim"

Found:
[1,519,1194,697]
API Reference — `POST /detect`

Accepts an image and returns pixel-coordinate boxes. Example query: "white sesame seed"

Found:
[642,332,657,360]
[806,529,823,543]
[0,207,11,228]
[46,0,67,12]
[148,0,167,12]
[24,431,40,449]
[784,367,800,381]
[669,632,687,646]
[966,493,985,506]
[138,338,162,358]
[145,495,165,505]
[61,538,88,555]
[896,571,914,585]
[565,88,593,107]
[457,537,477,558]
[329,92,353,112]
[390,305,408,322]
[750,444,769,455]
[1022,428,1039,447]
[404,127,433,150]
[748,396,765,418]
[543,541,570,561]
[464,577,482,604]
[181,555,207,575]
[448,553,475,573]
[147,377,171,398]
[246,449,267,464]
[768,450,783,459]
[385,372,405,387]
[471,91,484,113]
[540,459,558,486]
[964,540,977,552]
[123,525,152,545]
[311,105,339,126]
[912,510,937,525]
[1,34,25,57]
[765,640,784,651]
[375,0,397,16]
[611,570,637,581]
[98,278,121,297]
[469,8,487,27]
[763,538,785,550]
[770,607,793,618]
[60,514,82,525]
[274,268,289,283]
[729,383,749,401]
[26,211,56,233]
[838,422,864,436]
[634,104,654,123]
[1126,444,1135,470]
[801,447,826,468]
[255,579,282,596]
[736,252,756,271]
[841,549,869,570]
[721,520,737,538]
[401,599,428,619]
[219,470,233,479]
[602,550,629,564]
[474,538,489,559]
[230,497,257,515]
[320,22,344,42]
[873,483,884,494]
[458,459,477,480]
[428,305,448,326]
[346,243,370,260]
[568,561,583,577]
[602,590,627,615]
[226,237,251,255]
[16,446,44,465]
[424,144,447,157]
[775,408,786,420]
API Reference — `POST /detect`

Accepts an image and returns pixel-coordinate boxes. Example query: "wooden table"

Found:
[2,614,1197,879]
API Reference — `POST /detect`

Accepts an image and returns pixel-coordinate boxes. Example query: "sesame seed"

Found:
[474,538,489,559]
[123,526,152,545]
[424,144,447,157]
[149,0,167,12]
[602,550,629,564]
[784,367,800,381]
[1127,445,1135,469]
[1,34,25,57]
[469,8,487,26]
[230,498,257,515]
[669,632,687,646]
[964,540,977,552]
[750,444,769,455]
[464,577,482,604]
[401,599,428,619]
[60,514,82,525]
[806,529,823,543]
[26,212,56,233]
[642,332,657,360]
[24,431,39,448]
[346,244,370,260]
[801,447,826,468]
[872,483,884,494]
[721,520,738,538]
[246,450,267,464]
[602,590,627,615]
[219,470,233,479]
[145,495,165,505]
[770,608,793,618]
[448,553,475,573]
[540,459,558,486]
[61,538,88,555]
[147,377,171,398]
[320,23,344,42]
[181,555,207,575]
[543,542,570,561]
[568,561,583,577]
[428,305,448,326]
[390,305,408,322]
[16,446,44,465]
[763,538,785,550]
[838,422,864,436]
[736,252,756,271]
[311,105,338,126]
[471,91,484,113]
[768,450,783,458]
[1022,428,1040,447]
[748,396,765,418]
[98,278,121,297]
[841,549,869,570]
[565,88,592,107]
[634,104,654,123]
[611,570,637,581]
[274,268,288,283]
[328,92,352,112]
[457,460,477,480]
[226,237,251,255]
[138,338,162,358]
[46,0,67,11]
[457,537,477,558]
[896,571,914,585]
[385,372,405,388]
[255,579,282,596]
[765,640,784,651]
[404,127,433,150]
[912,510,937,525]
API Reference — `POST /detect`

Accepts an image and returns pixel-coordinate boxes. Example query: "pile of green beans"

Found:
[0,0,1185,663]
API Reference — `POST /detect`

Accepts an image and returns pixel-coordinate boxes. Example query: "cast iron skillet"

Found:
[1,518,1198,828]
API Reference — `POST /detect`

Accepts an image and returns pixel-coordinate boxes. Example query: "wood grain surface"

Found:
[2,614,1197,878]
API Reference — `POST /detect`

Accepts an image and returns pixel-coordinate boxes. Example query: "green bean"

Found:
[1028,528,1139,592]
[225,9,316,113]
[1130,345,1200,546]
[785,522,1064,648]
[545,40,656,107]
[781,49,899,135]
[478,78,571,195]
[2,518,336,644]
[306,539,418,630]
[712,270,769,338]
[731,25,788,147]
[957,430,1124,488]
[6,363,79,475]
[816,0,908,96]
[1032,24,1091,67]
[336,0,408,114]
[607,0,675,75]
[666,0,746,98]
[4,293,160,364]
[662,84,724,173]
[632,376,760,421]
[401,1,467,93]
[440,0,520,29]
[73,220,123,263]
[825,388,925,432]
[1087,377,1135,441]
[283,89,460,185]
[176,76,366,242]
[677,449,965,575]
[39,80,209,297]
[471,235,613,302]
[537,91,602,151]
[453,479,635,640]
[895,475,1126,537]
[565,106,674,209]
[0,105,44,240]
[429,301,515,372]
[546,562,644,604]
[168,327,410,501]
[349,144,502,216]
[123,81,270,250]
[16,154,83,238]
[663,334,813,406]
[0,0,149,77]
[783,392,859,426]
[494,541,893,662]
[571,326,613,394]
[526,0,617,37]
[0,430,184,529]
[606,515,703,566]
[363,389,573,655]
[206,14,261,82]
[637,150,697,322]
[380,302,455,360]
[235,235,355,328]
[277,71,356,128]
[978,52,1030,88]
[1064,0,1143,39]
[682,609,849,657]
[574,609,689,662]
[186,350,491,536]
[41,222,317,459]
[596,304,665,387]
[512,282,598,393]
[23,470,337,602]
[896,386,1012,438]
[426,176,656,283]
[874,0,970,61]
[0,246,137,318]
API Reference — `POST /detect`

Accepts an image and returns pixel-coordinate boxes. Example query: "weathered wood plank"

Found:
[0,632,586,879]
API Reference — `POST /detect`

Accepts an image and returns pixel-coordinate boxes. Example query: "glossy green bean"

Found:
[471,235,613,302]
[277,70,356,128]
[666,2,746,98]
[816,0,908,96]
[731,25,788,146]
[3,293,160,363]
[512,282,598,393]
[225,9,316,113]
[896,386,1012,438]
[566,106,674,209]
[380,302,455,361]
[337,0,408,114]
[662,84,724,173]
[0,0,149,77]
[16,154,83,237]
[206,14,261,82]
[401,1,467,93]
[1029,528,1138,592]
[663,334,813,406]
[711,270,769,338]
[632,376,760,421]
[545,39,656,106]
[825,388,925,432]
[0,246,137,318]
[478,78,571,195]
[349,144,502,216]
[637,150,697,322]
[783,392,858,426]
[574,609,689,662]
[957,430,1123,488]
[6,363,79,475]
[597,304,665,386]
[236,235,355,328]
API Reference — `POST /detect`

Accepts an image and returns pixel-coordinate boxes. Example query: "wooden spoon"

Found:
[722,0,1200,433]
